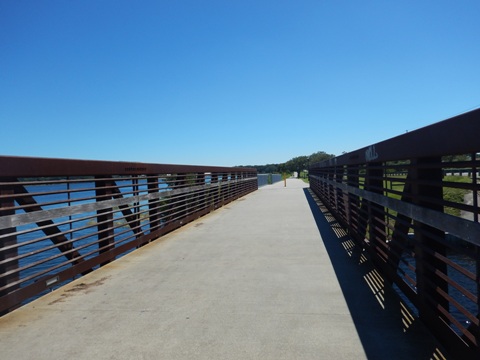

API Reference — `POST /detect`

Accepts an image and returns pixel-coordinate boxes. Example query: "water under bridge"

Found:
[1,109,480,359]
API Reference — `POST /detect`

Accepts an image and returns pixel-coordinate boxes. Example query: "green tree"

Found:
[308,151,335,167]
[284,156,308,176]
[238,150,335,176]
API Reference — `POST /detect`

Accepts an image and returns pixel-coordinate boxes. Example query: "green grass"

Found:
[299,171,309,182]
[443,176,471,216]
[383,175,471,217]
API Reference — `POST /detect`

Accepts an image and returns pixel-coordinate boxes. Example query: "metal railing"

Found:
[0,156,257,314]
[309,108,480,359]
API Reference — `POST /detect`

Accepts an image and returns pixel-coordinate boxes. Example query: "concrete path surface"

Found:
[0,179,446,360]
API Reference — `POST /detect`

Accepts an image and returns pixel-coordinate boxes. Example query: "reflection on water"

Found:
[15,181,156,301]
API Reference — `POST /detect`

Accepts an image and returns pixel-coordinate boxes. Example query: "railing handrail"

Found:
[0,155,255,177]
[311,107,480,168]
[309,108,480,359]
[0,156,257,315]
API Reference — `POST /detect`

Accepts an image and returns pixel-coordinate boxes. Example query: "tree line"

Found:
[239,151,335,175]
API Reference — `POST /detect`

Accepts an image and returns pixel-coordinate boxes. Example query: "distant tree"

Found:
[238,164,281,174]
[277,163,287,174]
[263,164,279,173]
[284,156,308,176]
[238,150,335,176]
[307,151,335,167]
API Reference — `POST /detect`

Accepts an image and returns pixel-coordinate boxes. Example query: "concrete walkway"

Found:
[0,179,445,360]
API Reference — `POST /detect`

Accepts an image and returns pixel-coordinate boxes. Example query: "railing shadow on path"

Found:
[303,188,451,360]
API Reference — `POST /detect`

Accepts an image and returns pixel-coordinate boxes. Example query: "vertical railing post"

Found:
[218,173,223,206]
[474,154,480,347]
[176,173,187,220]
[133,175,140,229]
[366,162,385,248]
[328,166,335,209]
[0,181,18,314]
[389,173,413,271]
[211,173,219,209]
[221,172,228,205]
[251,171,257,193]
[95,177,115,266]
[412,157,449,325]
[324,169,331,203]
[347,165,360,241]
[197,172,206,211]
[226,172,231,202]
[220,173,228,206]
[241,171,247,196]
[335,165,345,223]
[472,153,478,223]
[357,165,369,244]
[148,176,161,236]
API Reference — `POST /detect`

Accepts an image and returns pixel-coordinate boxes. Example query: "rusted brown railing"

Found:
[309,108,480,359]
[0,157,257,314]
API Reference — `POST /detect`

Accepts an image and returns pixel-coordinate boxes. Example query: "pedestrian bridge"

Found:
[1,108,480,359]
[0,179,444,359]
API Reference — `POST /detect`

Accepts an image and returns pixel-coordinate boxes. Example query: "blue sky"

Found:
[1,1,479,166]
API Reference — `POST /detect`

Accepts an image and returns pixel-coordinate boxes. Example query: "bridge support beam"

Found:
[0,182,18,315]
[412,157,450,332]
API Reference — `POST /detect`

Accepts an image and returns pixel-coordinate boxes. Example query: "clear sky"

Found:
[1,1,479,167]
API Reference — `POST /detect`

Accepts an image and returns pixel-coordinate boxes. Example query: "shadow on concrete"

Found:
[303,188,450,360]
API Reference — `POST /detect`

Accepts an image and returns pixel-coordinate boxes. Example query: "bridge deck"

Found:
[0,179,445,359]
